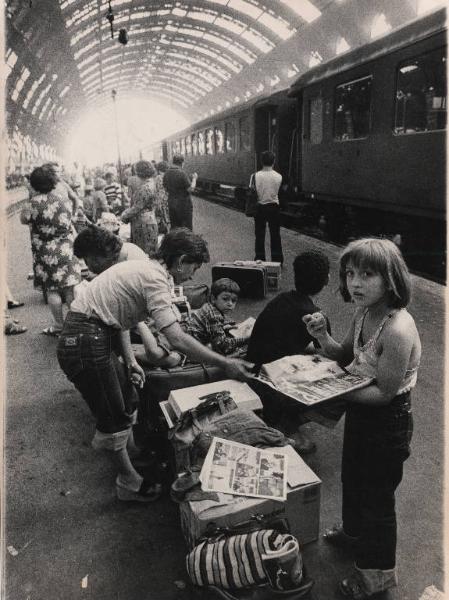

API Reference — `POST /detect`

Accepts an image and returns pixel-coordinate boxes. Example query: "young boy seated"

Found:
[247,250,330,454]
[184,278,249,356]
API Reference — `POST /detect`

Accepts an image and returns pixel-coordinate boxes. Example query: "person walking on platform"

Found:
[252,150,284,265]
[121,160,158,256]
[57,228,254,503]
[163,154,197,230]
[20,166,83,335]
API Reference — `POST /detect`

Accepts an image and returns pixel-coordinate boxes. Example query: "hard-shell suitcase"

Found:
[212,261,267,299]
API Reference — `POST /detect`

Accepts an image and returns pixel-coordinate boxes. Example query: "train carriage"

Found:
[157,8,446,280]
[161,90,296,206]
[289,8,446,277]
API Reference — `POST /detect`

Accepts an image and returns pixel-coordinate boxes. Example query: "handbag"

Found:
[245,173,259,217]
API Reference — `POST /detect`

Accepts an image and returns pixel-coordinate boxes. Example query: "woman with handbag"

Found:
[57,228,254,503]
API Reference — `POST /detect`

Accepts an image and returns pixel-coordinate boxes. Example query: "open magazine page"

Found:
[258,354,372,407]
[228,317,256,338]
[200,437,288,501]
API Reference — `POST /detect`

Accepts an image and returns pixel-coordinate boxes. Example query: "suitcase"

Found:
[212,262,267,299]
[229,260,282,291]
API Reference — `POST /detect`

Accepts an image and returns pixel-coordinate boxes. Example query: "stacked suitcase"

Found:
[212,261,282,299]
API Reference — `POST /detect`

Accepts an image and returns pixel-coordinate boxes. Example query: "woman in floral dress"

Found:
[20,165,82,335]
[121,160,158,255]
[154,161,170,234]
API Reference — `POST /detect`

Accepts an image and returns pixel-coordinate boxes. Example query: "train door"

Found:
[254,106,277,169]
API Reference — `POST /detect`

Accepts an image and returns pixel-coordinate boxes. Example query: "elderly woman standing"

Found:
[20,165,82,335]
[121,160,158,255]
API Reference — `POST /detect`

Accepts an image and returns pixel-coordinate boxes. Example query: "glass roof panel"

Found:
[417,0,445,14]
[257,12,295,40]
[336,36,350,55]
[228,0,263,19]
[370,13,392,38]
[280,0,321,23]
[214,16,245,35]
[241,29,274,53]
[178,27,204,37]
[187,10,216,23]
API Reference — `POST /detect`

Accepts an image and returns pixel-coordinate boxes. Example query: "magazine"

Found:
[228,317,256,339]
[200,437,288,501]
[257,354,372,407]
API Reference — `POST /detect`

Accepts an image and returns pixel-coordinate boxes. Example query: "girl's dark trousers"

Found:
[341,392,413,570]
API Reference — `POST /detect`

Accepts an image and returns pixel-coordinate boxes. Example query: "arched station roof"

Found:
[5,0,445,155]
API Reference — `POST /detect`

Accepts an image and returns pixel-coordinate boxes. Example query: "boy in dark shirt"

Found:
[247,250,330,453]
[247,250,330,365]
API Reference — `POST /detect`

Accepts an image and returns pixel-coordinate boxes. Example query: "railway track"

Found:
[197,191,445,285]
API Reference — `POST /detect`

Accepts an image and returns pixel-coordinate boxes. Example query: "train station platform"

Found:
[4,194,445,600]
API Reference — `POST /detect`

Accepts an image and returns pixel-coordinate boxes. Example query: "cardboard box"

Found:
[179,445,321,548]
[168,380,262,420]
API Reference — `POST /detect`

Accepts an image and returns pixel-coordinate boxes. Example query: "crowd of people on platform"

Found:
[5,150,422,599]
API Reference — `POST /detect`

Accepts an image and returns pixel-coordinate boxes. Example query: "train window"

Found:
[214,126,224,153]
[198,131,205,155]
[309,97,323,144]
[180,138,186,156]
[185,136,192,156]
[394,46,447,135]
[225,122,236,152]
[334,75,372,140]
[191,134,198,156]
[239,117,251,151]
[205,128,214,154]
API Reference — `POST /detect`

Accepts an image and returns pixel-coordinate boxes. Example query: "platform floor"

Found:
[4,196,445,599]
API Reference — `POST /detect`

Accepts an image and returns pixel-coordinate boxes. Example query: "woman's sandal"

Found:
[41,327,62,337]
[5,322,27,335]
[7,300,24,309]
[116,480,162,503]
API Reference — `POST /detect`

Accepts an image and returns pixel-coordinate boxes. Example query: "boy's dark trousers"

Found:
[254,203,283,264]
[341,393,413,570]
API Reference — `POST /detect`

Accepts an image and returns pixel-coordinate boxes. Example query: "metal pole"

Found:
[111,89,123,188]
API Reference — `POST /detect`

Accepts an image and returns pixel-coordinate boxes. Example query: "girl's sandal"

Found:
[116,480,162,503]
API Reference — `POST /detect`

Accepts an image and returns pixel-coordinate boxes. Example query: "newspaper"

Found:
[228,317,255,339]
[257,354,372,407]
[200,437,288,501]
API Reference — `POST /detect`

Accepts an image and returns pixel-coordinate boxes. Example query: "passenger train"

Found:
[155,9,446,280]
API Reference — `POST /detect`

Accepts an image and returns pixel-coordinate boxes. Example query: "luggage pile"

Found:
[136,367,320,599]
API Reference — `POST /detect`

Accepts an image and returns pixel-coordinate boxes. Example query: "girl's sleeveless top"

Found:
[346,308,418,395]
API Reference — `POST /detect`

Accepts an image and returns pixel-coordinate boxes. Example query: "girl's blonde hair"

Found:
[339,238,411,308]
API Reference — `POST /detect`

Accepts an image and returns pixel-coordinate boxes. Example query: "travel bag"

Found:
[212,262,267,299]
[136,362,226,434]
[186,516,314,599]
